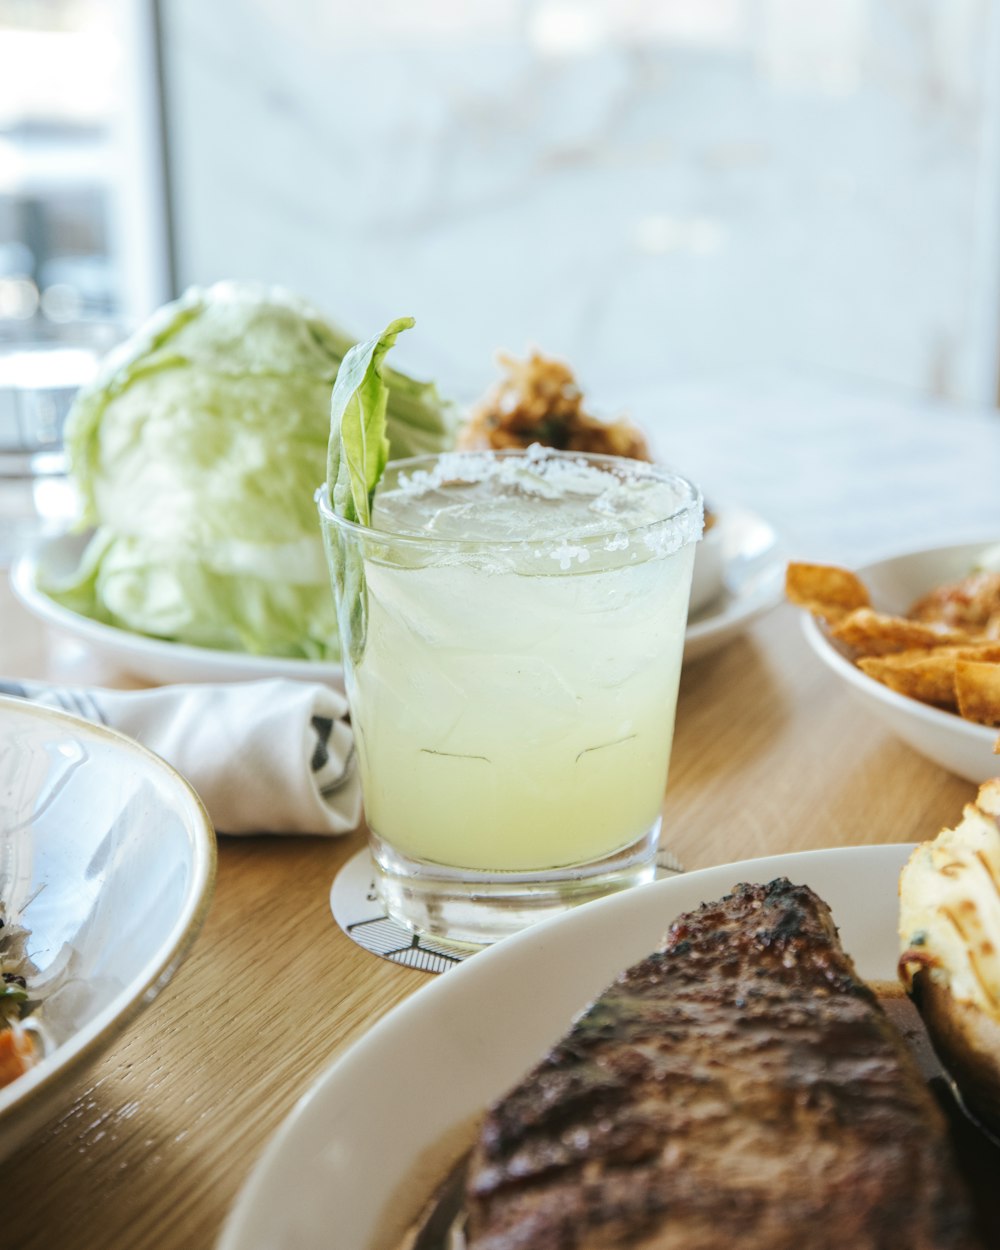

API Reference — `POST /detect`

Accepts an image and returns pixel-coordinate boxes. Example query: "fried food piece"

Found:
[910,571,1000,636]
[787,556,1000,733]
[467,879,981,1250]
[459,350,652,461]
[859,648,966,708]
[460,351,721,530]
[830,607,974,656]
[956,660,1000,726]
[0,1024,37,1089]
[858,645,1000,710]
[784,561,869,624]
[900,780,1000,1132]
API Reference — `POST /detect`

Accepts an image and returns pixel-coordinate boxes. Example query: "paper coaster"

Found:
[330,846,685,975]
[330,848,472,973]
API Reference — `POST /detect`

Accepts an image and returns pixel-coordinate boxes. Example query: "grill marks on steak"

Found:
[464,879,982,1250]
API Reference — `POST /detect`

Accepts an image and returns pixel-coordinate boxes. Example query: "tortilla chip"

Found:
[785,562,870,623]
[956,660,1000,726]
[830,608,974,658]
[858,648,963,708]
[961,643,1000,662]
[788,555,1000,729]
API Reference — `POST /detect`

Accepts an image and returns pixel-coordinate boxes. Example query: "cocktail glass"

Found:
[318,447,702,945]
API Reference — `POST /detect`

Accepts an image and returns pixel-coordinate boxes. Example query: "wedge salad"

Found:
[43,283,457,660]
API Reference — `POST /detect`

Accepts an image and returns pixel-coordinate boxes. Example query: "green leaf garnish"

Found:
[327,316,415,525]
[325,316,415,666]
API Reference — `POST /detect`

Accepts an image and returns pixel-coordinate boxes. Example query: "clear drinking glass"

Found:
[318,447,702,945]
[0,322,121,566]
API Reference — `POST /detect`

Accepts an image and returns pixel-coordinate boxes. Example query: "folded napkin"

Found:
[0,676,361,836]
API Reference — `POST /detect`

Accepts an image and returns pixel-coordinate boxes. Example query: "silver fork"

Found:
[656,848,685,876]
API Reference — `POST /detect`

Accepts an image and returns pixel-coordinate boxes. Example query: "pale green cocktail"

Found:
[319,447,702,944]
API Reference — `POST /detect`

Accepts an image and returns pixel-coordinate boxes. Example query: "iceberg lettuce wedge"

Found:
[45,283,455,660]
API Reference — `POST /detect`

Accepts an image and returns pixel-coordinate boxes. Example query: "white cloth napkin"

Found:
[0,676,361,836]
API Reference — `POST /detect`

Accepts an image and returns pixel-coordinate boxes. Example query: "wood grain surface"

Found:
[0,560,979,1250]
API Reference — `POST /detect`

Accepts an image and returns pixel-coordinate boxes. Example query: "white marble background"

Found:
[160,0,1000,409]
[616,371,1000,564]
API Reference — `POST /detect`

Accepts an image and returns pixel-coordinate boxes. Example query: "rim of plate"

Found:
[217,841,911,1250]
[10,536,344,680]
[852,531,1000,572]
[0,696,217,1125]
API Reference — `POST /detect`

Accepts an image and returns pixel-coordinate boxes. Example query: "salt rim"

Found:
[370,446,704,562]
[392,444,649,503]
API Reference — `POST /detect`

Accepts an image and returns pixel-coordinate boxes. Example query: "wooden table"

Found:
[1,375,997,1250]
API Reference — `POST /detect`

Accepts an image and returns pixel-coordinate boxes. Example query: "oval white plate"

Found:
[12,509,781,685]
[0,696,215,1161]
[801,538,1000,785]
[218,843,910,1250]
[10,532,345,690]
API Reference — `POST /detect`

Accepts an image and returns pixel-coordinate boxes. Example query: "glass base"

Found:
[368,820,662,947]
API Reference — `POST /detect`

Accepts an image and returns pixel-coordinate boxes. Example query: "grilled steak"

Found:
[464,879,982,1250]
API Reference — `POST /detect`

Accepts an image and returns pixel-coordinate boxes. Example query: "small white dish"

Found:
[684,505,785,662]
[800,538,1000,784]
[688,518,725,614]
[0,696,215,1161]
[10,532,345,690]
[217,842,909,1250]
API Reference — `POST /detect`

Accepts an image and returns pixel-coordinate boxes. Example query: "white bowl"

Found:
[800,539,1000,784]
[0,696,216,1160]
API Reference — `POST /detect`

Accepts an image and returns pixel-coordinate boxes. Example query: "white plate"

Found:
[801,538,1000,784]
[0,696,215,1161]
[10,531,345,690]
[11,510,780,686]
[218,843,910,1250]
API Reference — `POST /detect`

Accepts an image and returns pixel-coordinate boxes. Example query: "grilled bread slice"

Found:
[900,779,1000,1131]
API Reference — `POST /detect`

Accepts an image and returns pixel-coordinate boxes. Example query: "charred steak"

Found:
[464,879,981,1250]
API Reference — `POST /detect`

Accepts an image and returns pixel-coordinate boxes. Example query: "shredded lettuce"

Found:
[45,284,456,660]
